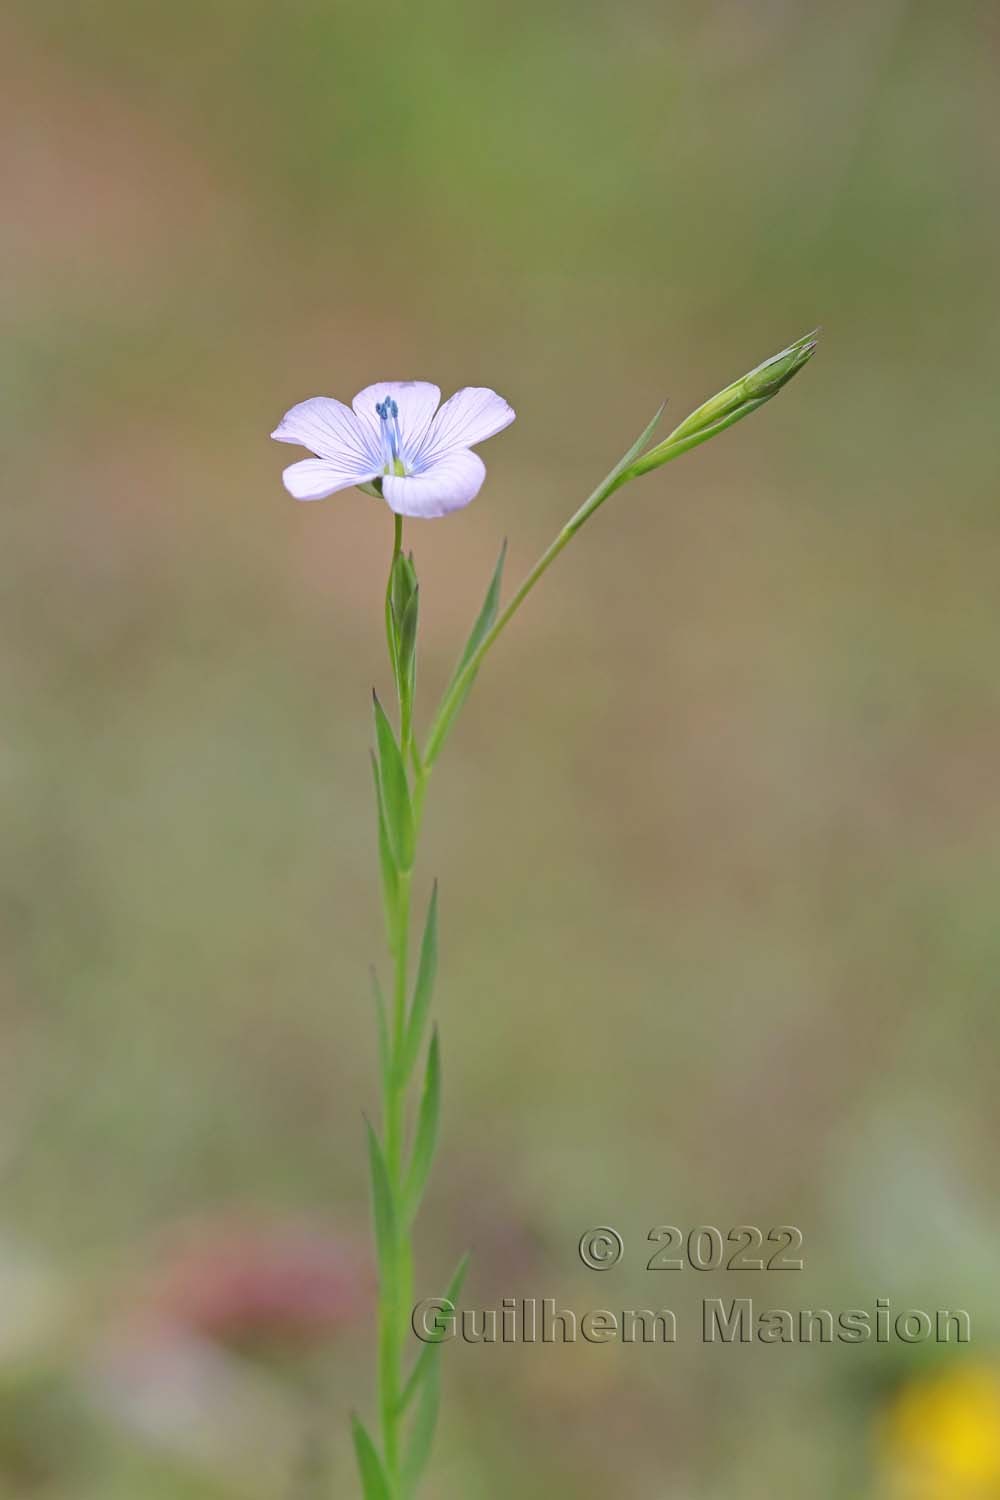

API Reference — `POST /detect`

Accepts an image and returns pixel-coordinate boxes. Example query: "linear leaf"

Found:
[390,549,417,630]
[401,1354,440,1497]
[398,585,419,700]
[399,882,438,1085]
[365,1118,397,1285]
[403,1029,440,1223]
[370,967,391,1099]
[398,1251,470,1415]
[351,1415,393,1500]
[562,401,666,537]
[370,752,398,939]
[373,693,415,870]
[430,541,507,758]
[610,399,667,471]
[451,539,507,687]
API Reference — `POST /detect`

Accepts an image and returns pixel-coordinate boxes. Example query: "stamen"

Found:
[376,396,403,474]
[388,399,402,464]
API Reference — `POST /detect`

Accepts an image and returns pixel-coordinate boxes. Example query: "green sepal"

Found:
[403,1027,441,1223]
[398,882,438,1086]
[351,1414,393,1500]
[624,396,770,479]
[398,1251,470,1414]
[373,692,415,871]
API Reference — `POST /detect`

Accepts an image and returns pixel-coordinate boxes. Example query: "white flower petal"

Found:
[352,382,441,459]
[419,386,515,464]
[381,448,486,519]
[271,396,380,469]
[282,457,380,502]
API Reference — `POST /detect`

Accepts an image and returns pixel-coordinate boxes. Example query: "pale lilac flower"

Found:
[271,381,515,519]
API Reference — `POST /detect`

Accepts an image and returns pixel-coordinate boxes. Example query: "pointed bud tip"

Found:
[744,329,820,399]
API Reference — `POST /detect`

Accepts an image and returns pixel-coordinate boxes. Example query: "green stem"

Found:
[380,868,409,1486]
[378,513,405,1488]
[421,406,762,770]
[424,528,575,774]
[377,511,426,1492]
[365,336,815,1492]
[400,681,413,770]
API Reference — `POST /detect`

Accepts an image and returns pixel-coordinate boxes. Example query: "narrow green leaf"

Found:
[390,549,417,630]
[451,539,507,687]
[610,399,668,473]
[430,541,507,757]
[398,1252,470,1415]
[370,967,391,1099]
[562,401,666,537]
[351,1414,393,1500]
[398,584,419,704]
[403,1029,441,1223]
[365,1117,397,1284]
[399,882,438,1085]
[373,693,415,870]
[401,1355,440,1497]
[371,751,398,939]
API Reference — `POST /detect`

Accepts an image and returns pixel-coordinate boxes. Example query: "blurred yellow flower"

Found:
[881,1364,1000,1499]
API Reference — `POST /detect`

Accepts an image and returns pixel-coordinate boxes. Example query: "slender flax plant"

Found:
[271,331,818,1497]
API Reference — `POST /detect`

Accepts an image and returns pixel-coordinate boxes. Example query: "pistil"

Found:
[376,397,405,476]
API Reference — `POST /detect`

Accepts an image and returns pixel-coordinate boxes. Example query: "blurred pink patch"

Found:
[145,1218,371,1346]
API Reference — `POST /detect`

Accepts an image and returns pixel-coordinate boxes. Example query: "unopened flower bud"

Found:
[625,330,819,481]
[667,330,819,445]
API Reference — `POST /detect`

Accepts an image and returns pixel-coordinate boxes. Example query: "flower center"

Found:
[376,397,407,477]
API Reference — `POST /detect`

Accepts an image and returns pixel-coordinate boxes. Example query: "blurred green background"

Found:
[3,1,1000,1495]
